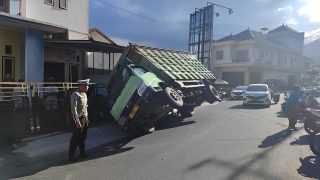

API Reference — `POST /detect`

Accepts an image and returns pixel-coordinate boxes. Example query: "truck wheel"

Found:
[164,87,183,107]
[206,85,221,103]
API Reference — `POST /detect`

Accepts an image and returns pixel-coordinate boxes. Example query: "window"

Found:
[216,50,223,60]
[5,45,12,55]
[59,0,67,9]
[0,0,4,6]
[234,50,249,62]
[44,0,54,6]
[2,57,15,80]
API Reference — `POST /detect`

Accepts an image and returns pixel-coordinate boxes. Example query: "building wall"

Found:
[21,0,89,40]
[0,28,23,81]
[44,47,84,81]
[267,31,304,54]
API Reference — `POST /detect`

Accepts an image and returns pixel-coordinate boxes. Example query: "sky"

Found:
[90,0,320,50]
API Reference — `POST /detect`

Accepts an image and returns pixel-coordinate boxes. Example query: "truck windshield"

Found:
[132,67,148,76]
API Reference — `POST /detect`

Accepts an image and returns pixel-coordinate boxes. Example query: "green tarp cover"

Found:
[136,46,215,80]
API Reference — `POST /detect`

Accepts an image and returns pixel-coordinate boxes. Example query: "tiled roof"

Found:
[217,29,265,42]
[268,24,299,34]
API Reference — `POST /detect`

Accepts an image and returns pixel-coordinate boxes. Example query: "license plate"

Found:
[129,104,139,119]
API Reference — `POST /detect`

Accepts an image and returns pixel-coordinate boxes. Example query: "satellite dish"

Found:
[261,27,269,31]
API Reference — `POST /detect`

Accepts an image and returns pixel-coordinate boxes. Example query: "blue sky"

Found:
[90,0,320,50]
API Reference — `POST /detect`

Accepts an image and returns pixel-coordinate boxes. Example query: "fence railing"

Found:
[0,82,109,139]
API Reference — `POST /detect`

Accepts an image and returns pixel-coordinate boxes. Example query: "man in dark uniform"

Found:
[69,79,90,162]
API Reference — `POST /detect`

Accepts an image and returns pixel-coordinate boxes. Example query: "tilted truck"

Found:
[106,44,220,133]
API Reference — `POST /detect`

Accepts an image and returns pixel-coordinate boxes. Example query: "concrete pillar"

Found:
[244,70,250,85]
[19,33,25,80]
[25,28,44,82]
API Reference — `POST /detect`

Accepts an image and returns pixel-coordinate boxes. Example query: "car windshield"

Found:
[234,86,247,90]
[247,85,268,92]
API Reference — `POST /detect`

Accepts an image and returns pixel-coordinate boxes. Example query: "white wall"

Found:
[21,0,89,40]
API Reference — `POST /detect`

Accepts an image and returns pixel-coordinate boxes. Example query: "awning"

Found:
[45,39,126,53]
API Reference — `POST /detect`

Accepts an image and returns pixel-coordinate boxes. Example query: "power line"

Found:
[305,30,320,39]
[97,1,320,41]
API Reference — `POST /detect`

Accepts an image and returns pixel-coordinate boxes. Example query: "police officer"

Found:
[69,79,90,162]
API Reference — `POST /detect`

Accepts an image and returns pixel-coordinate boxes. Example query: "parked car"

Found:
[243,84,271,107]
[230,85,247,99]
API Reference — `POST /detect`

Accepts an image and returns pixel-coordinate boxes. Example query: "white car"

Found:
[243,84,271,107]
[230,86,248,99]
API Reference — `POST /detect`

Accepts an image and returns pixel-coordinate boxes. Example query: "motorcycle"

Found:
[309,135,320,156]
[271,92,280,104]
[303,108,320,135]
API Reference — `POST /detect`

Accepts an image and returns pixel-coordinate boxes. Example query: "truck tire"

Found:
[164,87,184,108]
[206,85,221,103]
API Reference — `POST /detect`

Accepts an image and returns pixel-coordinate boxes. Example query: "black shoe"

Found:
[288,127,297,131]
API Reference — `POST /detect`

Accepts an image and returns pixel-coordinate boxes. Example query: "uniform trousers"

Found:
[69,121,88,158]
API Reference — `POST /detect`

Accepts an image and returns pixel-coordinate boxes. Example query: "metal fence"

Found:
[0,82,101,140]
[0,82,110,140]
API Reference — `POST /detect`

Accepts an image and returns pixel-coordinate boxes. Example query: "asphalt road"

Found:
[14,100,320,180]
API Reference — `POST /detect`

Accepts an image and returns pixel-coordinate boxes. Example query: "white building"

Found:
[212,25,305,88]
[19,0,89,40]
[0,0,124,83]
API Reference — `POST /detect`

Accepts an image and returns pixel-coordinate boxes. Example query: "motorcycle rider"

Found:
[286,85,302,130]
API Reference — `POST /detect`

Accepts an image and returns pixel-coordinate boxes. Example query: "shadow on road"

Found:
[297,156,320,179]
[290,135,312,145]
[155,115,196,131]
[186,155,281,180]
[258,129,293,148]
[1,137,134,180]
[229,104,268,110]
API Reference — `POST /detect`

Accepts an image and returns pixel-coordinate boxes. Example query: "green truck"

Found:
[106,44,220,133]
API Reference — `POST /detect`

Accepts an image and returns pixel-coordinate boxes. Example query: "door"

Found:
[69,64,79,82]
[0,0,9,13]
[2,56,15,81]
